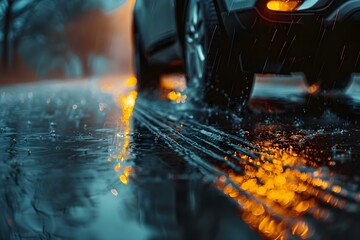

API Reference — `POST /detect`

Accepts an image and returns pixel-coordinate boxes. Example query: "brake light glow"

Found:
[267,0,302,12]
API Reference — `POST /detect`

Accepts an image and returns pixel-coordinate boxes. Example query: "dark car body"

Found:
[133,1,183,69]
[133,0,360,108]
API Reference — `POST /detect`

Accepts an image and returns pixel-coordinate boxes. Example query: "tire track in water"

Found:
[134,100,311,239]
[145,102,360,204]
[134,97,360,239]
[187,120,360,208]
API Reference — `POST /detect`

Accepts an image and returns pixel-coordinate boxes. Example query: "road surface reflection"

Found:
[154,74,360,239]
[0,75,359,239]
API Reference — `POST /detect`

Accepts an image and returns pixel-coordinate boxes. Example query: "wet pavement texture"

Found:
[0,75,359,240]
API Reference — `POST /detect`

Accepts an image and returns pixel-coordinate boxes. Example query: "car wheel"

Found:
[184,0,254,110]
[133,22,160,91]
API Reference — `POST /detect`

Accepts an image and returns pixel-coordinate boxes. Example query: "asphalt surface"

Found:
[0,75,359,240]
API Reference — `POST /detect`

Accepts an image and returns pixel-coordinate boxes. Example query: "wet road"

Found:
[0,75,359,240]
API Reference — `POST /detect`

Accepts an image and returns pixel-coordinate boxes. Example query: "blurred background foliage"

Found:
[0,0,131,83]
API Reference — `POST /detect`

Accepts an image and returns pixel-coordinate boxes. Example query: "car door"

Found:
[135,0,177,55]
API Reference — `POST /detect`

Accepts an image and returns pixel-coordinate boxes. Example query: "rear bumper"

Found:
[216,0,360,73]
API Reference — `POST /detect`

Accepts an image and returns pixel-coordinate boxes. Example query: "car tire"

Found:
[183,0,254,111]
[133,22,160,91]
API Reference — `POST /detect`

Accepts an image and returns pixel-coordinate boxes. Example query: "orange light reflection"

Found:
[160,75,187,103]
[99,76,138,188]
[307,83,319,94]
[215,138,355,239]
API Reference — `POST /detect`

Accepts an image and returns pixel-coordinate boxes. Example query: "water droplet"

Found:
[332,145,352,162]
[50,129,56,137]
[111,189,118,196]
[99,103,106,111]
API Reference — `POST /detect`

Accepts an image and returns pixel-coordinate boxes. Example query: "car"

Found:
[132,0,360,109]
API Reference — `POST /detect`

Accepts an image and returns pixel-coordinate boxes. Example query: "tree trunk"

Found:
[2,0,13,69]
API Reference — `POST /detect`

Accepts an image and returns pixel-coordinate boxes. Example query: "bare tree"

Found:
[0,0,126,77]
[1,0,13,68]
[0,0,45,69]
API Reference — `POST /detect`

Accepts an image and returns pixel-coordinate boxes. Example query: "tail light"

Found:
[266,0,302,12]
